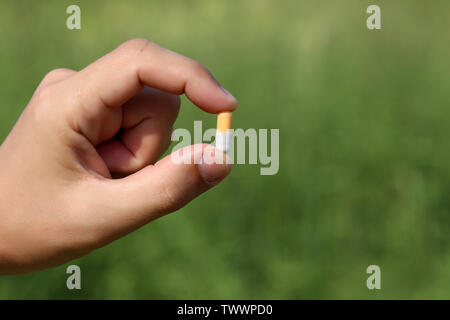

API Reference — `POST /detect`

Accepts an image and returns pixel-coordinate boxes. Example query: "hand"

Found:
[0,39,237,275]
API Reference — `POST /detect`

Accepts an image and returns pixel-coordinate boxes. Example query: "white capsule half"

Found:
[215,129,233,153]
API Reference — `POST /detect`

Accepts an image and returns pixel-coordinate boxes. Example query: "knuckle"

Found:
[120,38,156,55]
[47,68,69,77]
[190,60,208,76]
[42,68,73,83]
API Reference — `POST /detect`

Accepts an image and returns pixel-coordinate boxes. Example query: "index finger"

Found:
[70,38,237,113]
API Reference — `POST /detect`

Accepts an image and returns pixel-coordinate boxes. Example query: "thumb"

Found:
[93,144,232,238]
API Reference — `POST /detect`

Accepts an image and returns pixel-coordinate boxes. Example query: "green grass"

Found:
[1,0,450,299]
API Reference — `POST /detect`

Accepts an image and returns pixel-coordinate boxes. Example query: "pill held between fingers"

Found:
[215,111,233,153]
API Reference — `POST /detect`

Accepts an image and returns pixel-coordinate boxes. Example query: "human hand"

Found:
[0,39,237,275]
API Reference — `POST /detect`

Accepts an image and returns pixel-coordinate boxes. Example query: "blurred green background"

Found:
[1,0,450,299]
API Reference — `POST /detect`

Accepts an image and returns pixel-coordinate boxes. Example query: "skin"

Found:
[0,39,237,275]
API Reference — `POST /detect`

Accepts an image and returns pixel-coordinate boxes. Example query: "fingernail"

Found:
[221,86,236,100]
[198,148,232,185]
